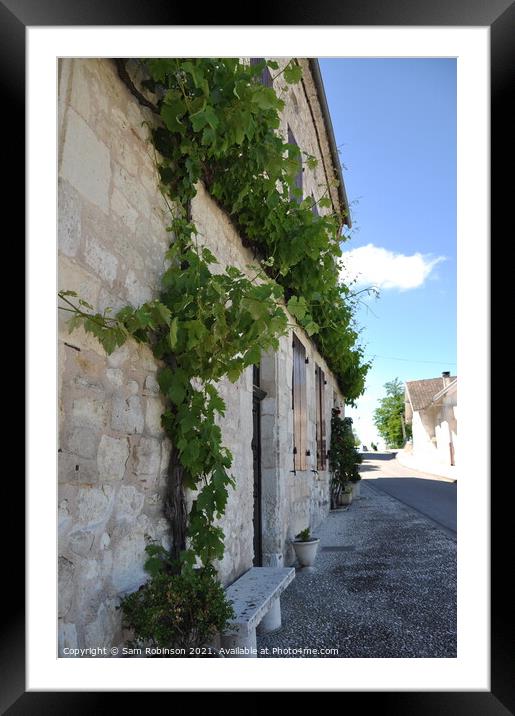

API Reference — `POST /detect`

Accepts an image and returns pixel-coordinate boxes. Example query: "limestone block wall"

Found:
[58,57,346,653]
[58,58,172,654]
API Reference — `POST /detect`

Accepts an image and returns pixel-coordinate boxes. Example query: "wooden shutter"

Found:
[250,58,273,88]
[292,334,307,471]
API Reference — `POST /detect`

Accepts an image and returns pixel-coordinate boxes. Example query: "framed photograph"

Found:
[10,0,506,709]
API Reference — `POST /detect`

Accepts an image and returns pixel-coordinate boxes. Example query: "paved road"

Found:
[258,481,456,658]
[360,452,457,535]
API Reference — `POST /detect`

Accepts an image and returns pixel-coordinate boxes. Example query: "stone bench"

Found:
[221,566,295,657]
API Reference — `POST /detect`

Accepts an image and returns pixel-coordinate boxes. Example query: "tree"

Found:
[373,378,412,449]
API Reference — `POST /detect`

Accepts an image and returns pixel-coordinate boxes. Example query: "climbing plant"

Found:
[59,58,370,573]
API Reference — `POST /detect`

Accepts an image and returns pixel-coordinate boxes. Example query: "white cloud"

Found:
[340,243,445,291]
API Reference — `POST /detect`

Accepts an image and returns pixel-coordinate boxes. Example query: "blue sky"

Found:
[320,59,457,447]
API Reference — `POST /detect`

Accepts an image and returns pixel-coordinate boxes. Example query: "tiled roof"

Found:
[405,376,457,412]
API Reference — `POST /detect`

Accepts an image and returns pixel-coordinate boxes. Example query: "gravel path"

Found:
[257,481,456,658]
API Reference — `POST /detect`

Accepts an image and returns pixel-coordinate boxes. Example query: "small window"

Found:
[250,58,273,88]
[287,125,303,203]
[292,334,307,471]
[315,364,326,470]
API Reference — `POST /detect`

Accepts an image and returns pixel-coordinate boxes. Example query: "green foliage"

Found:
[119,544,234,654]
[145,57,370,400]
[59,57,370,580]
[373,378,411,449]
[295,527,312,542]
[328,410,363,508]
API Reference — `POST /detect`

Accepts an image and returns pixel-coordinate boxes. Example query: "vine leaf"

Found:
[169,317,179,349]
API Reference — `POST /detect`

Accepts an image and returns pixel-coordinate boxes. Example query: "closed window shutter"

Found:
[250,58,273,88]
[292,334,307,471]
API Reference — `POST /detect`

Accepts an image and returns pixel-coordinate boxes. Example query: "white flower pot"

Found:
[338,491,353,506]
[292,538,320,567]
[351,482,361,499]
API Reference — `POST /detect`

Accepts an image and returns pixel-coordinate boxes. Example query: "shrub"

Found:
[119,544,234,655]
[329,410,363,508]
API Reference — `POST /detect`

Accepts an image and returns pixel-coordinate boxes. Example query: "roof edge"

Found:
[432,378,458,403]
[308,59,351,229]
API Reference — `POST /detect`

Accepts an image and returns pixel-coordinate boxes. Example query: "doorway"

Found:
[252,364,266,566]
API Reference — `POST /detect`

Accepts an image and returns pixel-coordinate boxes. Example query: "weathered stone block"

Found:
[84,238,119,285]
[73,559,104,624]
[68,530,95,557]
[58,499,72,534]
[127,380,139,395]
[114,485,145,520]
[84,601,120,650]
[113,162,150,218]
[67,427,99,459]
[105,368,124,388]
[111,187,139,232]
[72,397,108,428]
[59,452,98,485]
[111,395,144,434]
[58,256,101,311]
[106,344,129,368]
[76,484,115,526]
[145,397,164,436]
[125,269,152,306]
[97,434,129,480]
[143,374,159,395]
[58,179,82,257]
[58,556,75,617]
[70,60,92,122]
[58,622,78,655]
[133,436,161,479]
[111,531,147,592]
[61,107,111,213]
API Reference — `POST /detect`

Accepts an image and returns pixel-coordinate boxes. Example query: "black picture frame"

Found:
[8,0,507,710]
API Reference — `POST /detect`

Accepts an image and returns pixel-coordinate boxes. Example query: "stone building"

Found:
[404,372,458,468]
[58,58,351,654]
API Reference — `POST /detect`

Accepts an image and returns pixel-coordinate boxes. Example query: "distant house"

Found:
[405,372,457,467]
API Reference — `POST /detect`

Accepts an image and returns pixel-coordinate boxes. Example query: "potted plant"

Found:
[338,482,353,506]
[329,410,363,509]
[119,543,234,657]
[292,527,320,568]
[338,482,353,505]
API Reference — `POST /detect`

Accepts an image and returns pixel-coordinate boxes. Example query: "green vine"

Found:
[59,58,370,573]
